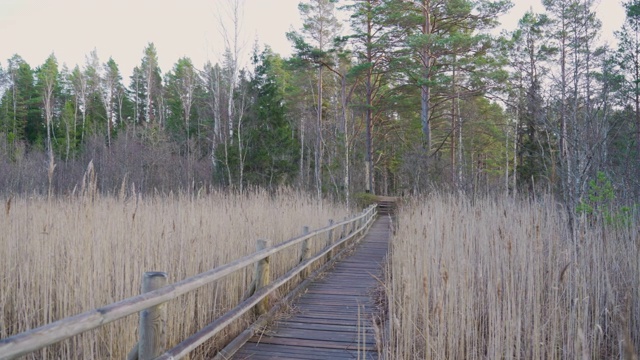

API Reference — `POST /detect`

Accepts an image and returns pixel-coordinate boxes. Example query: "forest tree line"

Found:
[1,0,639,213]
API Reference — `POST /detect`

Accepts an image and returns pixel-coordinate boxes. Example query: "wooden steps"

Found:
[375,196,398,216]
[230,216,390,360]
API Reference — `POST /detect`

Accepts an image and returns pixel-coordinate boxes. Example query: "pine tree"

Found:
[344,0,388,194]
[290,0,342,197]
[387,0,511,154]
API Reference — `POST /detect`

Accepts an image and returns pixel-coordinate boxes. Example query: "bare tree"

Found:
[217,0,247,190]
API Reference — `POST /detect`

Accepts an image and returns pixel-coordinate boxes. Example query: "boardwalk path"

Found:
[232,215,391,360]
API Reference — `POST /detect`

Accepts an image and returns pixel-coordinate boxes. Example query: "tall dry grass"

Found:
[386,195,639,359]
[0,188,348,359]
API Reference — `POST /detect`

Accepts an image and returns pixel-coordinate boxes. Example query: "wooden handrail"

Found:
[157,208,377,359]
[0,204,377,360]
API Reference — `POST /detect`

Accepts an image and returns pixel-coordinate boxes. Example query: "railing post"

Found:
[139,271,168,360]
[326,219,335,262]
[351,216,356,234]
[299,226,311,278]
[255,239,271,315]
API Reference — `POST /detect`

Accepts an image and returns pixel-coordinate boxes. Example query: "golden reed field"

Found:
[386,195,639,359]
[0,189,349,359]
[3,190,639,359]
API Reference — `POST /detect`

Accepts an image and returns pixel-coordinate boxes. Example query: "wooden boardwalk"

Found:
[231,216,390,360]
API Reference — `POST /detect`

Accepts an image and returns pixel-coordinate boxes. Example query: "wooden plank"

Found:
[235,342,378,359]
[229,216,390,359]
[289,304,375,311]
[278,316,364,327]
[249,329,376,345]
[246,336,377,351]
[213,227,375,360]
[270,321,361,332]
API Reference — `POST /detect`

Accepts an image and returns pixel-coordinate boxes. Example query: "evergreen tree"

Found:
[243,47,300,187]
[0,55,40,158]
[387,0,512,154]
[165,57,200,151]
[101,57,125,146]
[84,50,107,139]
[508,11,554,193]
[135,43,164,125]
[617,0,640,180]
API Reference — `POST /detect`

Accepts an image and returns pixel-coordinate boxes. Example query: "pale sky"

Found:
[0,0,626,79]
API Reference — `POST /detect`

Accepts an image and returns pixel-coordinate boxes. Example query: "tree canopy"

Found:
[0,0,638,215]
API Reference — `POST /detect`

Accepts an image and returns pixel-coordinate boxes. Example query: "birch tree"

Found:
[140,43,163,125]
[101,58,124,146]
[217,0,247,189]
[38,54,58,195]
[203,61,223,170]
[167,57,197,146]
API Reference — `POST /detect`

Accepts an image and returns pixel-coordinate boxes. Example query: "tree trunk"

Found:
[421,0,432,152]
[316,66,323,199]
[450,62,456,187]
[341,74,350,207]
[365,11,374,193]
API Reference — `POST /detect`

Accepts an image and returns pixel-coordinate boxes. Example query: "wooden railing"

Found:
[0,204,378,360]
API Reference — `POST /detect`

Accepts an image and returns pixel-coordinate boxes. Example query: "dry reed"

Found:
[386,194,639,359]
[0,188,348,359]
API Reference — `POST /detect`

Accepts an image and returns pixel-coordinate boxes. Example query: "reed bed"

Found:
[386,195,639,359]
[0,188,349,359]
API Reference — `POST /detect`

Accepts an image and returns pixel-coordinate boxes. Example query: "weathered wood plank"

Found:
[246,336,377,350]
[269,321,361,332]
[229,216,390,359]
[234,342,378,359]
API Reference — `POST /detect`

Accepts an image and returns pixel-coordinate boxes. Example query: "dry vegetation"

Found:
[0,188,348,359]
[386,195,639,359]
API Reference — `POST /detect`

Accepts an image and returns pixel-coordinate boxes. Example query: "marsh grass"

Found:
[0,188,348,359]
[387,195,639,359]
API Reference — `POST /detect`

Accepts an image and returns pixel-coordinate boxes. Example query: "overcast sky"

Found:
[0,0,626,79]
